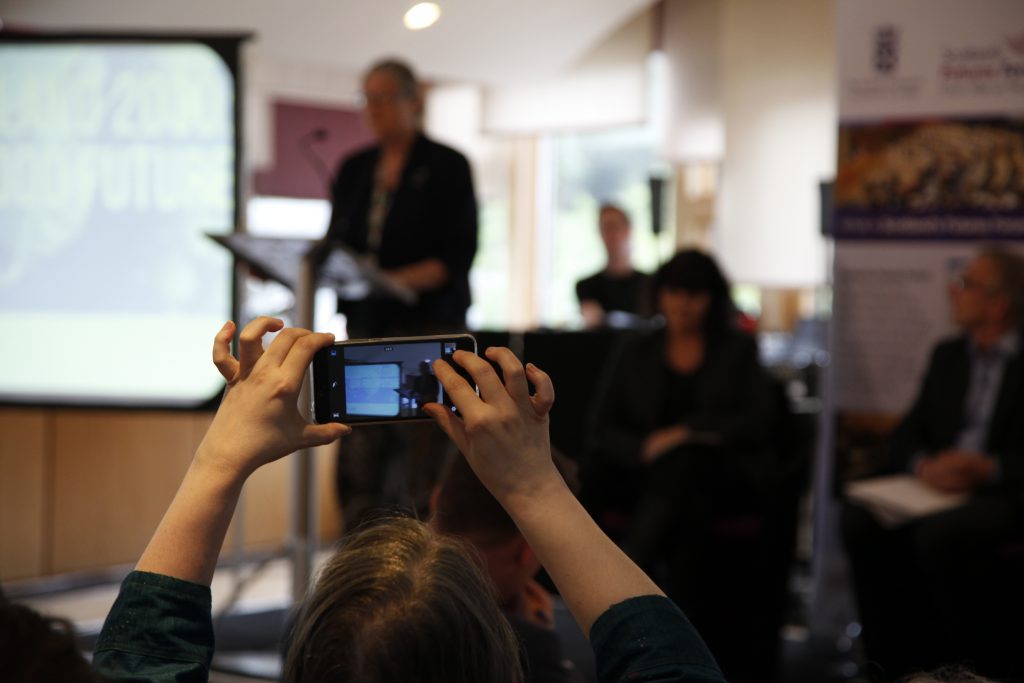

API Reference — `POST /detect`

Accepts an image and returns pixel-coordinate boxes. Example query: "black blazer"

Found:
[889,333,1024,493]
[326,133,478,333]
[591,329,778,472]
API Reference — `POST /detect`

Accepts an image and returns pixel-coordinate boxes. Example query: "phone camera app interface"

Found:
[342,342,444,419]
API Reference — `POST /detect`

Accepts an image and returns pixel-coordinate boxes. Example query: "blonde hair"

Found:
[283,516,523,683]
[901,666,998,683]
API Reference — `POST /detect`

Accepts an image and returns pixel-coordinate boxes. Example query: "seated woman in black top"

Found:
[591,249,777,607]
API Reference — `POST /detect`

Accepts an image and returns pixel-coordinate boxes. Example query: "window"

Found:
[540,127,676,328]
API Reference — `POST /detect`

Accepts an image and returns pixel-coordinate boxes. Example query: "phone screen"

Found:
[312,335,475,424]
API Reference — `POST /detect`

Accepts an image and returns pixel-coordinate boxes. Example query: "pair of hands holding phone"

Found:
[143,316,662,635]
[203,317,558,507]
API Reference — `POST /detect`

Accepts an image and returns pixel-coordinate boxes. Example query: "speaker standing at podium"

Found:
[326,58,478,339]
[325,58,478,530]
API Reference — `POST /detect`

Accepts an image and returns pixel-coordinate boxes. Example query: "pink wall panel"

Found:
[252,100,375,200]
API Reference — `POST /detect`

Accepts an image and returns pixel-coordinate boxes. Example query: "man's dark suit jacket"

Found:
[326,133,478,334]
[889,332,1024,498]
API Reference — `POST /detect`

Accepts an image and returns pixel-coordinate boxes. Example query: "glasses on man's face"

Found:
[950,273,1000,296]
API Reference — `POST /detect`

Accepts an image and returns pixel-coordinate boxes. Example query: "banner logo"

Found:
[874,25,900,74]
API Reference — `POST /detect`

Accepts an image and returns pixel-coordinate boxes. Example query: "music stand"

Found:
[208,233,416,601]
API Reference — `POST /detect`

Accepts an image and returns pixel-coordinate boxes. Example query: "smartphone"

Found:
[311,334,477,425]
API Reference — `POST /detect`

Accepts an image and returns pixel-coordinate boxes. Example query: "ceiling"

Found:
[0,0,658,85]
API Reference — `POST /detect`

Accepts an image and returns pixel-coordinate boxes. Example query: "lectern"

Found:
[209,233,415,601]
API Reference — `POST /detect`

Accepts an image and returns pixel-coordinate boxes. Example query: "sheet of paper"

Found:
[846,474,968,527]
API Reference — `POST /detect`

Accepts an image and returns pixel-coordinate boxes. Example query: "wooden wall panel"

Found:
[51,411,195,574]
[4,408,346,581]
[237,456,290,552]
[232,443,342,551]
[0,409,48,580]
[316,443,342,540]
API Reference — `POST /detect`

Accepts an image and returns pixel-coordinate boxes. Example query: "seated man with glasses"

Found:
[842,246,1024,681]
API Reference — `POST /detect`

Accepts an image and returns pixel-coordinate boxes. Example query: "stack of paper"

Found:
[845,474,968,527]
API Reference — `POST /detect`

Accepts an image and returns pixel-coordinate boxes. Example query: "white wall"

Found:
[716,0,836,287]
[662,0,725,162]
[481,9,652,134]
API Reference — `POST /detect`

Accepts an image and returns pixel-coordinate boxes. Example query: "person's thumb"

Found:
[302,422,351,448]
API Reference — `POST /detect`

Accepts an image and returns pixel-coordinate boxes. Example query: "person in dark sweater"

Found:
[576,204,653,329]
[91,316,726,683]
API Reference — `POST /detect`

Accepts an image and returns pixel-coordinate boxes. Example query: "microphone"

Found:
[299,127,333,196]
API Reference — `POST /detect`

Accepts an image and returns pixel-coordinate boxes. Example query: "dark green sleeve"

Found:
[92,571,214,683]
[590,595,727,683]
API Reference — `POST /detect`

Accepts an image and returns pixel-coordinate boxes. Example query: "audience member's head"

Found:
[361,58,423,143]
[652,249,736,339]
[949,246,1024,340]
[598,203,633,268]
[431,453,578,609]
[901,666,998,683]
[0,591,101,683]
[284,515,523,683]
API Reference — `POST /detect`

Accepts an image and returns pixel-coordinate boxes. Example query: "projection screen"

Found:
[0,35,244,406]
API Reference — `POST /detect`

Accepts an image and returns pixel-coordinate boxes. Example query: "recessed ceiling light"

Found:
[404,3,441,31]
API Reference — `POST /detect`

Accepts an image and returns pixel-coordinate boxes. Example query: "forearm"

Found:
[387,258,448,291]
[502,475,663,636]
[135,455,246,586]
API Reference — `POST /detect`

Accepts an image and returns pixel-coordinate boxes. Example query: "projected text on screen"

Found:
[0,42,237,404]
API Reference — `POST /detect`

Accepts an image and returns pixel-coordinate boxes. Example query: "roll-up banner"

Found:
[836,0,1024,243]
[830,0,1024,480]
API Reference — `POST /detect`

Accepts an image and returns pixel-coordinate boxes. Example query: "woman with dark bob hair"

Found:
[590,249,779,612]
[90,317,727,683]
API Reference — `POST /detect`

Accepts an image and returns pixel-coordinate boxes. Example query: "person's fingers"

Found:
[433,356,484,414]
[281,332,336,381]
[452,350,511,407]
[212,321,239,382]
[262,327,314,367]
[485,347,530,404]
[302,422,351,448]
[423,402,469,452]
[525,362,555,417]
[238,317,284,378]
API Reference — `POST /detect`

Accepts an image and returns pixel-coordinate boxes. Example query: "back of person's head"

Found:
[652,248,737,337]
[0,592,101,683]
[432,451,580,547]
[978,244,1024,325]
[433,454,519,546]
[283,515,523,683]
[901,666,998,683]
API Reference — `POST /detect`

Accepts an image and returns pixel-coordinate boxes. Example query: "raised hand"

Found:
[424,347,558,506]
[199,317,350,479]
[135,319,348,584]
[426,346,667,636]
